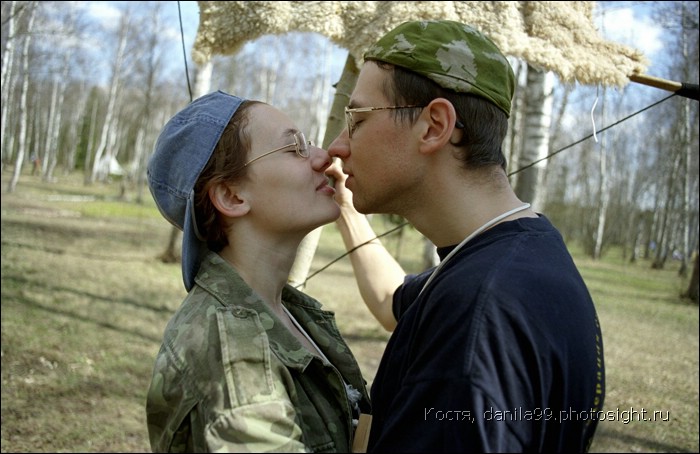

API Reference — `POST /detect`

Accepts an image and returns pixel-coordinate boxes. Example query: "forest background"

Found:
[1,0,698,452]
[2,1,698,275]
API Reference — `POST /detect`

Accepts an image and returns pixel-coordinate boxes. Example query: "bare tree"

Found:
[1,1,694,300]
[125,1,167,203]
[83,94,100,182]
[652,147,682,269]
[7,1,36,193]
[1,1,19,168]
[505,59,525,185]
[675,1,698,277]
[62,82,90,174]
[683,253,699,303]
[42,67,68,181]
[514,64,555,212]
[88,8,130,184]
[592,87,610,260]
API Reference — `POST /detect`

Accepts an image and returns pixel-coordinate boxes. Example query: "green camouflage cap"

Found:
[364,20,515,117]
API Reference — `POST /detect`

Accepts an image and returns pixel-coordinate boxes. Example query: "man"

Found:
[326,20,605,452]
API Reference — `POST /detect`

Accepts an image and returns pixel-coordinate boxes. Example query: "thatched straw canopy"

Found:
[192,1,648,88]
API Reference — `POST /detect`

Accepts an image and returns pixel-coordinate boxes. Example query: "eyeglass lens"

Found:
[345,110,355,138]
[296,132,310,158]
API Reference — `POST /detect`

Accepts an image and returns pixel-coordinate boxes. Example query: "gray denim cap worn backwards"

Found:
[364,20,516,117]
[147,91,245,291]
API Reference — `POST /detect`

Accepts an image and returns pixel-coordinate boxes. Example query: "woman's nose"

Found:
[310,145,332,172]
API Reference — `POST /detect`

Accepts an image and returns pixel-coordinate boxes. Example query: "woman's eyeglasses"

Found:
[244,131,312,166]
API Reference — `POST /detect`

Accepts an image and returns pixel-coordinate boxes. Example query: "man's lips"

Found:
[344,172,354,186]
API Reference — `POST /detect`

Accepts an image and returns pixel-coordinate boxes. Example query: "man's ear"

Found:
[418,98,460,155]
[208,183,250,218]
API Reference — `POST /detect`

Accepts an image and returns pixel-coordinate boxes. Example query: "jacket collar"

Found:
[194,251,319,371]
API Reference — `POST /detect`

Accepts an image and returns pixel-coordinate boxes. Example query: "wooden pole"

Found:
[629,74,699,101]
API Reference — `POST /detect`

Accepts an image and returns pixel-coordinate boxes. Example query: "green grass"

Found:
[571,252,699,452]
[1,171,698,452]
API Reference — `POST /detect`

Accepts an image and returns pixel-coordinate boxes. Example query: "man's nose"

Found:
[327,128,350,160]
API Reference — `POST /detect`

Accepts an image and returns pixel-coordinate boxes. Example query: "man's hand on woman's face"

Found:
[325,158,353,210]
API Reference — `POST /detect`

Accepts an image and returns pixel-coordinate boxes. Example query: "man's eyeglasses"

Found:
[244,131,312,167]
[344,105,425,138]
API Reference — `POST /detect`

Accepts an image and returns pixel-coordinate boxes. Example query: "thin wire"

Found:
[298,93,678,288]
[508,93,676,177]
[177,1,193,102]
[293,221,408,288]
[591,87,599,143]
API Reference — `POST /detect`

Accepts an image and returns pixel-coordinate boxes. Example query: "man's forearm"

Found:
[336,207,404,331]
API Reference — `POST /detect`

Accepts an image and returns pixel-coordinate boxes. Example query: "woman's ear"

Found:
[418,98,460,155]
[208,183,250,218]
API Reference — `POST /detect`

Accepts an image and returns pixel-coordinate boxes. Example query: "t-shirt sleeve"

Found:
[392,270,432,320]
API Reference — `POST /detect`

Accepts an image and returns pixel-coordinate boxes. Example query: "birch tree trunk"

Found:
[683,253,699,303]
[133,4,164,204]
[83,97,99,184]
[44,45,72,181]
[678,95,691,277]
[652,152,682,269]
[89,12,129,184]
[677,10,692,278]
[593,88,609,260]
[311,38,333,147]
[645,184,661,260]
[505,59,523,182]
[1,0,18,169]
[7,2,36,193]
[513,64,554,212]
[64,85,89,173]
[193,60,213,98]
[261,43,279,104]
[41,78,58,180]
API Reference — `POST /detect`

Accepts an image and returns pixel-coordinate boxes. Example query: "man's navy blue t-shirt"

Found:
[368,215,605,452]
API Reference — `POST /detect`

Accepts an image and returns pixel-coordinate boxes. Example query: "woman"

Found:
[145,91,370,452]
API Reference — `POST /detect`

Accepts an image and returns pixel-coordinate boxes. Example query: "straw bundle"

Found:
[192,1,648,88]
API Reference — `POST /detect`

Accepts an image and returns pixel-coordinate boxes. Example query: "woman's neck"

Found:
[218,232,300,313]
